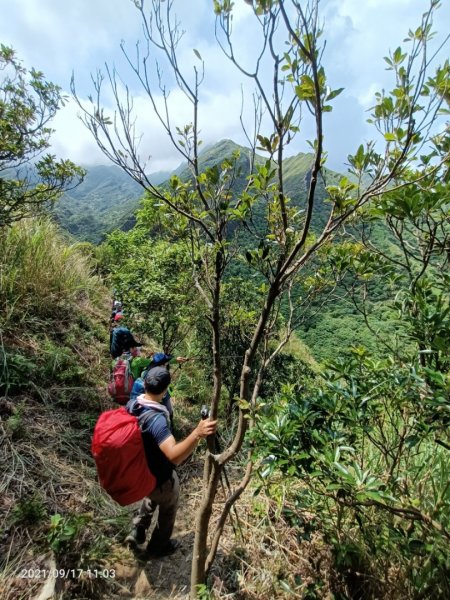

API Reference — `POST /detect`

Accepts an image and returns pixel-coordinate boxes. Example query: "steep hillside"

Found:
[177,139,338,211]
[155,140,340,250]
[53,165,171,244]
[0,218,329,600]
[53,140,343,245]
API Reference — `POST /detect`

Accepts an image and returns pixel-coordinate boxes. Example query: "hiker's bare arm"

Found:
[159,419,217,466]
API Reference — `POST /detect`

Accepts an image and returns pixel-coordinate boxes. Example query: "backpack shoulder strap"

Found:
[138,409,169,431]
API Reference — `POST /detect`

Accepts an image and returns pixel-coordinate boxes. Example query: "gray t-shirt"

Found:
[127,398,174,486]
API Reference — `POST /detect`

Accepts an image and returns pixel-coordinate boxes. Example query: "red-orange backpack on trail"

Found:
[108,354,134,405]
[91,407,160,506]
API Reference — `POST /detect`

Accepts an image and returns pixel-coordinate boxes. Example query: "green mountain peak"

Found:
[53,140,340,244]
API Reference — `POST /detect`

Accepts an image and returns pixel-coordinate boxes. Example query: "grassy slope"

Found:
[0,218,122,599]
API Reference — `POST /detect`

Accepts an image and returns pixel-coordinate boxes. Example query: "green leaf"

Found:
[358,490,384,502]
[384,132,397,142]
[326,87,344,101]
[333,462,350,477]
[237,399,251,411]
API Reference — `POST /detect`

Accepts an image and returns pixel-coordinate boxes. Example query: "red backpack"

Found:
[91,407,161,506]
[108,354,134,405]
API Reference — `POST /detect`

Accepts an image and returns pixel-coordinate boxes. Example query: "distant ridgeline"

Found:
[53,139,338,245]
[53,164,170,244]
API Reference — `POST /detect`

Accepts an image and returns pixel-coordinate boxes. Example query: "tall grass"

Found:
[0,217,109,394]
[0,218,103,327]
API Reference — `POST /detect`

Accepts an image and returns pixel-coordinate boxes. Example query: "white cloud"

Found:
[0,0,143,88]
[50,99,111,167]
[322,0,449,98]
[356,83,379,110]
[59,78,258,173]
[1,0,448,173]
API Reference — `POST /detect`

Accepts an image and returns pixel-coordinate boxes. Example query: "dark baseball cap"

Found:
[151,352,173,366]
[144,366,171,394]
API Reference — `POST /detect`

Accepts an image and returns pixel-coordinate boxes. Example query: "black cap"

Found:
[144,366,171,394]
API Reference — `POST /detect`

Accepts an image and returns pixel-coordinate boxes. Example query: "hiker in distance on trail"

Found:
[110,300,123,323]
[130,352,190,431]
[125,366,217,557]
[109,316,142,359]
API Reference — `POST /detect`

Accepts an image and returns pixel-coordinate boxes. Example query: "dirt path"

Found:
[1,395,230,600]
[106,461,205,600]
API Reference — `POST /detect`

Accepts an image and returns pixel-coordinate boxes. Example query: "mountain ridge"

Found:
[53,140,339,244]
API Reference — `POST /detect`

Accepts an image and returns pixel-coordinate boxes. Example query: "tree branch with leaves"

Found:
[0,46,84,227]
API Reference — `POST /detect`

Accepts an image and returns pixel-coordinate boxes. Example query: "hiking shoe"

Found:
[146,538,180,558]
[125,526,146,546]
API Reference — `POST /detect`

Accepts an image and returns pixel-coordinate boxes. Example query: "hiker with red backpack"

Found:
[109,349,188,410]
[108,318,144,405]
[92,366,216,557]
[124,367,216,556]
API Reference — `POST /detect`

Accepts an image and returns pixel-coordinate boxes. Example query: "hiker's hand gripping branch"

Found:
[159,418,217,466]
[195,417,217,438]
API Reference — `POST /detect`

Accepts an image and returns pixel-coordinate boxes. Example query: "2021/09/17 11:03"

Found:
[19,568,116,579]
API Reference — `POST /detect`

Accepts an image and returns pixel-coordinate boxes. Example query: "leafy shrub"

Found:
[10,493,47,526]
[252,350,450,598]
[46,513,89,554]
[39,338,85,384]
[0,347,37,394]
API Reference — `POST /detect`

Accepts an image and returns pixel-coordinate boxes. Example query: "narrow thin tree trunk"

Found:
[191,254,223,597]
[190,285,281,596]
[190,460,221,597]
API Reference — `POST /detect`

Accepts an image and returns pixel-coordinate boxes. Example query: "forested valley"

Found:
[1,1,449,599]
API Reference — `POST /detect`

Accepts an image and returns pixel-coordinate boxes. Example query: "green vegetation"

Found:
[1,1,448,598]
[58,133,418,371]
[251,166,450,597]
[100,223,198,351]
[0,218,105,394]
[72,0,448,595]
[253,351,449,597]
[0,217,128,599]
[52,140,337,247]
[0,45,84,226]
[53,164,145,243]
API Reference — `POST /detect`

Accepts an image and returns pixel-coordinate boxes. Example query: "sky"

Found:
[1,0,449,174]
